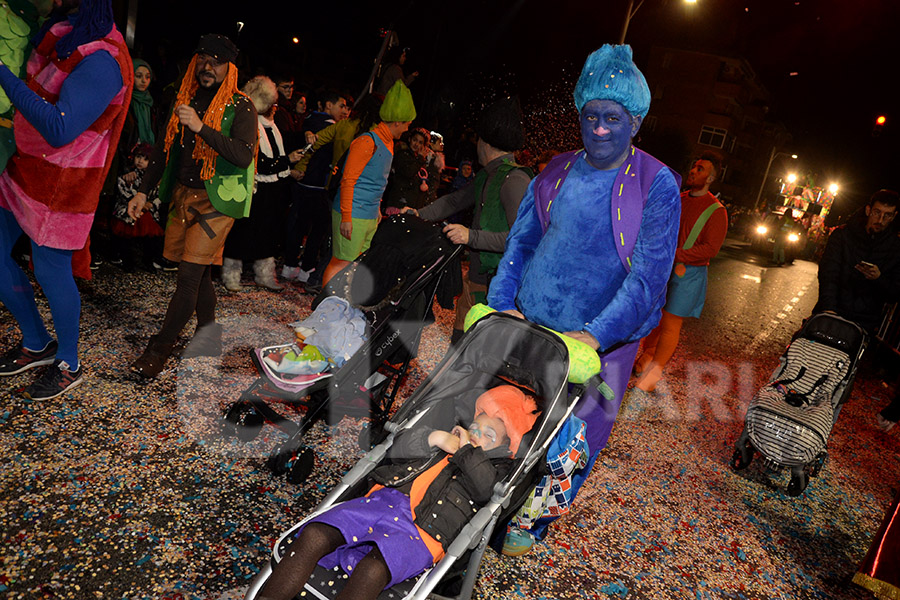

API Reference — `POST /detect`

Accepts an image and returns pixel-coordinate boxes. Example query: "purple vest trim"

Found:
[535,146,681,272]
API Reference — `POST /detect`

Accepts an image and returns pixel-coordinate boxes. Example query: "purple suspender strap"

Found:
[535,146,681,273]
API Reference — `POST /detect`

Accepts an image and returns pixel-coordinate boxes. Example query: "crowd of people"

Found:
[0,1,898,598]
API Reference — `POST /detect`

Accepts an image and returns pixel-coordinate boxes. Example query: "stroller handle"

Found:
[463,303,603,384]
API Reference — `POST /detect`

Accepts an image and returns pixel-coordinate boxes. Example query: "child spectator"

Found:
[451,159,475,190]
[109,143,163,271]
[257,385,539,600]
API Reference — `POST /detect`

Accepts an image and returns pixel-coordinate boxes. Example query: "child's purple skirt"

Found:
[301,487,435,588]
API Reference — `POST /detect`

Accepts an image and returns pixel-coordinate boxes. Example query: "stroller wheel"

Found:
[807,451,828,478]
[223,402,264,442]
[268,439,299,475]
[286,447,315,484]
[730,446,753,471]
[787,472,809,497]
[357,421,388,451]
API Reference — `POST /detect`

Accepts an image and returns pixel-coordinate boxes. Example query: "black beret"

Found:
[195,34,239,64]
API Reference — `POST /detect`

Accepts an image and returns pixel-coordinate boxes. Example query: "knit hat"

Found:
[476,96,526,152]
[195,34,239,64]
[474,385,540,456]
[380,81,417,122]
[573,44,651,118]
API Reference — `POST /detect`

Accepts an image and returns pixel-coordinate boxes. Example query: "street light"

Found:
[619,0,698,44]
[786,173,798,184]
[754,147,797,210]
[828,183,839,195]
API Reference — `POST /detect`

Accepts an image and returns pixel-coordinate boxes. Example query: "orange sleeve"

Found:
[339,134,377,222]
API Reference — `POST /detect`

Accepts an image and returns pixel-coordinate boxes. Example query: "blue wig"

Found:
[573,45,651,118]
[35,0,116,59]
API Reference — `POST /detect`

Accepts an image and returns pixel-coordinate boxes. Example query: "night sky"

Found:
[134,0,898,210]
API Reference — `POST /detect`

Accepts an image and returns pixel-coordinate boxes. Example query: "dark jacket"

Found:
[814,213,900,332]
[383,146,441,210]
[371,407,513,550]
[299,111,335,188]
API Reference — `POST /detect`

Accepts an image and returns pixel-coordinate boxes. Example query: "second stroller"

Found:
[730,312,867,496]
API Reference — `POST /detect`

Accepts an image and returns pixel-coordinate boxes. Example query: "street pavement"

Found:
[1,236,897,599]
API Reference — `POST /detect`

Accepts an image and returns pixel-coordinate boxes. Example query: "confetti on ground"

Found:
[0,256,896,599]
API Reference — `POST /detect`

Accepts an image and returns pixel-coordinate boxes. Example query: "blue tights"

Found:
[0,208,80,368]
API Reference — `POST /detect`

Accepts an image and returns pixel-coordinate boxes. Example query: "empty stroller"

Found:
[222,215,461,483]
[730,312,868,496]
[242,310,607,600]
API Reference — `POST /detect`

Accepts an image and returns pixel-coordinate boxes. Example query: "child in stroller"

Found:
[255,385,539,600]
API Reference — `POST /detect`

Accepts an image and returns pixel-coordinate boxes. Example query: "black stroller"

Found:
[242,310,607,600]
[222,215,461,483]
[730,312,868,496]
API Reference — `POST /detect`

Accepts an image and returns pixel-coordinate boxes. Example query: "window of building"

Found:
[699,125,727,149]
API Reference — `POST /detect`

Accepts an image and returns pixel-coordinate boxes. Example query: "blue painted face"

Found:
[579,99,642,170]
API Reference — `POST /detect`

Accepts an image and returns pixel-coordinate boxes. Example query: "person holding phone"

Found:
[810,190,900,430]
[813,189,900,332]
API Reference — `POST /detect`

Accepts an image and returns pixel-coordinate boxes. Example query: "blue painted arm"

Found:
[0,51,123,148]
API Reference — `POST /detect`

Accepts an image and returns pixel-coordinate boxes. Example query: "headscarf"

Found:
[573,44,651,118]
[474,385,540,456]
[131,58,155,145]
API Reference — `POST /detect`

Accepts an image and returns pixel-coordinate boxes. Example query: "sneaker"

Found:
[90,258,103,270]
[502,527,535,557]
[0,340,58,376]
[152,258,178,272]
[281,265,301,281]
[876,413,896,432]
[23,359,84,400]
[297,268,314,283]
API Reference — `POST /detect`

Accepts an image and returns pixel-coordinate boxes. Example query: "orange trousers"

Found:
[633,310,684,392]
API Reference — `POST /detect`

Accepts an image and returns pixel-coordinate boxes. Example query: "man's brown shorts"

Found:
[163,183,234,266]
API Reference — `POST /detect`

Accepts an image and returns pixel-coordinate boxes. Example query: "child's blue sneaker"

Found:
[502,527,534,557]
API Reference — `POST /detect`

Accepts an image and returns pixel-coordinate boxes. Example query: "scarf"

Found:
[130,58,155,144]
[256,115,290,183]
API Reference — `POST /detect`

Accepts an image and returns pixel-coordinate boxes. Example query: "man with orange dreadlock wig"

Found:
[127,34,258,379]
[0,0,133,401]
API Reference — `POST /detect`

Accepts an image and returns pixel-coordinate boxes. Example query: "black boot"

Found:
[131,335,176,379]
[182,323,224,358]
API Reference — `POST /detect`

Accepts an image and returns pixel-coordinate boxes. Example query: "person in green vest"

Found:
[404,97,532,344]
[126,34,258,379]
[633,152,728,392]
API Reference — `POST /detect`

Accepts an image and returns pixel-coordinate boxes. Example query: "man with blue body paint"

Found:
[487,44,681,554]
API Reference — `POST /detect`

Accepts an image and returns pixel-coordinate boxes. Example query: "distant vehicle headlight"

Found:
[756,225,768,235]
[787,233,800,242]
